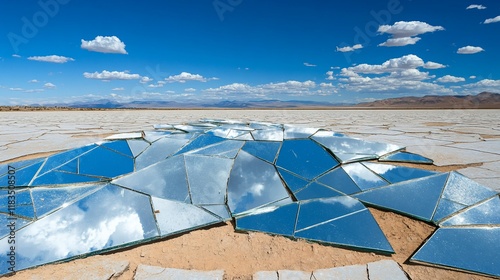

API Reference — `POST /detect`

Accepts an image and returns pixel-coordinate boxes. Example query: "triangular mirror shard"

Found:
[0,161,43,187]
[441,172,497,206]
[135,137,190,170]
[186,140,244,158]
[37,144,97,176]
[362,162,438,184]
[294,182,344,201]
[242,141,281,164]
[334,153,378,164]
[31,184,105,218]
[316,167,362,195]
[231,131,254,141]
[379,151,433,164]
[342,163,388,191]
[105,132,143,140]
[184,155,233,205]
[201,205,232,221]
[78,146,134,178]
[277,168,310,193]
[0,158,45,177]
[411,227,500,277]
[31,170,101,186]
[354,173,448,221]
[276,139,339,180]
[112,155,190,203]
[431,198,467,224]
[127,139,150,158]
[283,125,319,139]
[227,151,290,216]
[151,197,221,236]
[0,184,159,276]
[432,171,498,223]
[440,196,500,226]
[294,209,394,254]
[295,196,366,232]
[311,134,402,157]
[235,202,299,237]
[175,134,225,155]
[99,140,133,158]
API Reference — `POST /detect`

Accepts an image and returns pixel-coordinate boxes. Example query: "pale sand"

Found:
[1,110,499,279]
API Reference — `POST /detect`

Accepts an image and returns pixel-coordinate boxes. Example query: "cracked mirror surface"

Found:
[1,120,498,278]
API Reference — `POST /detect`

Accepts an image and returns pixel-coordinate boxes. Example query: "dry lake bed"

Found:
[0,109,499,279]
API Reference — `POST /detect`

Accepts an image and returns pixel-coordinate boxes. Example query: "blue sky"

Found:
[1,0,499,105]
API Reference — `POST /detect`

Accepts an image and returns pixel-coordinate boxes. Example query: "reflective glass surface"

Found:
[135,137,190,170]
[362,162,437,184]
[295,209,394,254]
[355,173,448,221]
[79,146,134,178]
[152,197,221,236]
[276,140,339,180]
[0,184,159,275]
[185,155,233,205]
[440,196,500,226]
[441,172,497,206]
[277,168,310,192]
[113,155,190,203]
[0,161,43,187]
[99,140,133,158]
[1,119,498,277]
[334,153,378,164]
[227,151,290,216]
[242,141,281,163]
[411,227,500,277]
[235,203,299,237]
[316,167,362,195]
[294,182,343,201]
[311,134,402,157]
[380,151,433,164]
[201,205,232,221]
[295,196,366,231]
[283,125,319,139]
[342,163,388,191]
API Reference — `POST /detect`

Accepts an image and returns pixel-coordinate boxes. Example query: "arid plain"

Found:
[1,109,499,279]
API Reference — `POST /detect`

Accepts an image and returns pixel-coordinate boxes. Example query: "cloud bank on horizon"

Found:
[0,0,499,105]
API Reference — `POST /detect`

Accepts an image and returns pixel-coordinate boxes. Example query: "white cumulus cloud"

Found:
[467,4,487,9]
[457,46,484,54]
[27,55,75,63]
[378,21,444,47]
[43,82,56,89]
[379,37,421,47]
[336,44,363,52]
[165,72,217,83]
[83,70,141,80]
[378,21,445,38]
[343,54,441,74]
[81,36,128,54]
[423,61,446,69]
[436,75,465,83]
[484,15,500,24]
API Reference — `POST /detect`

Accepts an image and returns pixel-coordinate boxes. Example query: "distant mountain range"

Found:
[355,92,500,109]
[2,92,499,111]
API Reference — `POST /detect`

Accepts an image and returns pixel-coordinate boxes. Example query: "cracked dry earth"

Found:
[1,109,499,280]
